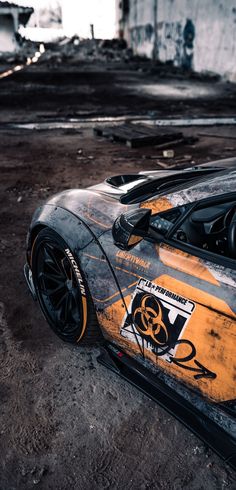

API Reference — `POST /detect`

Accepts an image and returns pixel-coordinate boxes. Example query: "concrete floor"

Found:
[0,46,236,489]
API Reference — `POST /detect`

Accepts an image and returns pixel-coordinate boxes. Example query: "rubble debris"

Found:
[198,132,236,140]
[0,37,41,70]
[20,465,48,485]
[148,62,221,82]
[94,123,183,148]
[163,149,175,158]
[99,38,127,50]
[41,37,134,66]
[156,161,176,169]
[156,153,194,169]
[58,37,71,46]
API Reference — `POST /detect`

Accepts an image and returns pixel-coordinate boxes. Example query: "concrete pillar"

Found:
[153,0,158,59]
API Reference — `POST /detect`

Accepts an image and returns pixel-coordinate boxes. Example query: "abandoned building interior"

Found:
[0,0,236,488]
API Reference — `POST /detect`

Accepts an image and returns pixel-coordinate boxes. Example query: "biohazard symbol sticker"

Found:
[133,294,169,346]
[121,278,195,361]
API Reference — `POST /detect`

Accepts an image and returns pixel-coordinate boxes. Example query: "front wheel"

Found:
[31,228,101,344]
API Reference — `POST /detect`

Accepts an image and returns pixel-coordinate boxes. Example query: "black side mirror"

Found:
[112,208,151,250]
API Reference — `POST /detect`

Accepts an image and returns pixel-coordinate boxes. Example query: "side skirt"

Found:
[97,342,236,471]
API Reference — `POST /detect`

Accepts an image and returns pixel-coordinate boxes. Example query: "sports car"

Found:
[24,157,236,469]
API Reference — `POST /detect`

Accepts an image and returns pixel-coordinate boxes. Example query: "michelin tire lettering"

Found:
[65,248,86,296]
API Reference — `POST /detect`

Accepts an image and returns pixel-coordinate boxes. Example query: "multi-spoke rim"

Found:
[36,242,83,335]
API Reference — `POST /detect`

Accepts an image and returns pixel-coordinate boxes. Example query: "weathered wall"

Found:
[0,14,18,52]
[0,5,33,53]
[128,0,156,58]
[117,0,236,81]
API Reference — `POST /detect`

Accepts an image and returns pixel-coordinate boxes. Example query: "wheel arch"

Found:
[27,205,125,327]
[27,205,95,261]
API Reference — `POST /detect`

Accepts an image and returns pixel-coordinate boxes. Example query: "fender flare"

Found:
[27,204,126,315]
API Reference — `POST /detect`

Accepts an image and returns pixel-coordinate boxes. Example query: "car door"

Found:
[98,205,236,405]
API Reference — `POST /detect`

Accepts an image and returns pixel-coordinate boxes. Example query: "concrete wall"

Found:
[117,0,236,81]
[0,14,18,52]
[128,0,156,58]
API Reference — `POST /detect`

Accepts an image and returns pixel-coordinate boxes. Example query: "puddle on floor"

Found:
[129,81,223,99]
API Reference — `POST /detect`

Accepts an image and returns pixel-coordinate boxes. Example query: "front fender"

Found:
[27,204,96,254]
[27,204,127,324]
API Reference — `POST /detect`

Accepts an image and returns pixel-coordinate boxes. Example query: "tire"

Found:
[31,227,102,344]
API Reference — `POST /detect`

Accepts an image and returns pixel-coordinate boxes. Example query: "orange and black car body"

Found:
[25,158,236,467]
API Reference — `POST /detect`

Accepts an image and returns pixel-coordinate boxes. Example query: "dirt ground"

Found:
[0,46,236,489]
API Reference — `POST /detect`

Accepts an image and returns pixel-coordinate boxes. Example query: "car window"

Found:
[151,193,236,269]
[150,197,236,267]
[172,200,236,259]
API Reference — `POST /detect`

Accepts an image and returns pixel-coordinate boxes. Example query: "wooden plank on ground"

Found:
[94,123,183,148]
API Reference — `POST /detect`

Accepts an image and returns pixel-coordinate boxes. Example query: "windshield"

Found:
[120,168,223,204]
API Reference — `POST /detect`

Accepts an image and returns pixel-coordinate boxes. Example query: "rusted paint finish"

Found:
[27,166,236,406]
[158,244,220,286]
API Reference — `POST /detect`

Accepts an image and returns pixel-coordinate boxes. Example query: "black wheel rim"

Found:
[36,241,83,336]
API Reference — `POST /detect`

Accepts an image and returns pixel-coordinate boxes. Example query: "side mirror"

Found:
[112,208,151,250]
